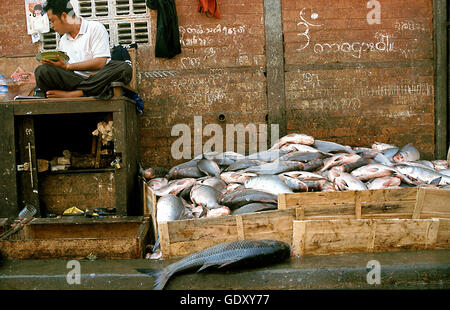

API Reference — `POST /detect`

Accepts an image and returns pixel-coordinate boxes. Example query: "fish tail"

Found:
[136,268,171,290]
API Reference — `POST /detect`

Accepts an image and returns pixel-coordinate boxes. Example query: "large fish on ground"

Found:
[137,240,291,290]
[372,142,398,151]
[392,144,420,163]
[147,178,169,191]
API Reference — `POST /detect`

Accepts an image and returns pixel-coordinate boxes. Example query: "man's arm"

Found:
[41,55,108,71]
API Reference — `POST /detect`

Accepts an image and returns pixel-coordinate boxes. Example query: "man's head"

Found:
[43,0,77,34]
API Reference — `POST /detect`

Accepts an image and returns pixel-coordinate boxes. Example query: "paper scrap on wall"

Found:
[25,0,50,36]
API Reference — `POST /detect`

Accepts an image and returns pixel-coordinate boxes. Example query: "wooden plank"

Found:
[418,188,450,218]
[0,103,18,218]
[12,99,125,116]
[412,187,427,219]
[292,218,440,256]
[279,188,420,220]
[436,218,450,248]
[142,179,158,242]
[159,209,296,258]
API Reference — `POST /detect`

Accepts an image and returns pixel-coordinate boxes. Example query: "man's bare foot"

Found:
[46,90,84,98]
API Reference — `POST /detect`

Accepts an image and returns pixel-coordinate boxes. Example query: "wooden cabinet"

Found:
[0,97,140,218]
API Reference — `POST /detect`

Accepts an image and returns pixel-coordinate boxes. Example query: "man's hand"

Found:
[41,54,70,70]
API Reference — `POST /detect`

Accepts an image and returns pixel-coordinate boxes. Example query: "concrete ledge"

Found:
[0,249,449,290]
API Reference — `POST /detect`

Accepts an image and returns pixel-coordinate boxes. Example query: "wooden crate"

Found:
[0,216,150,259]
[141,177,158,242]
[158,209,297,258]
[292,218,449,256]
[278,188,450,220]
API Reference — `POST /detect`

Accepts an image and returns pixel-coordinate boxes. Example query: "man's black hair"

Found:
[43,0,74,17]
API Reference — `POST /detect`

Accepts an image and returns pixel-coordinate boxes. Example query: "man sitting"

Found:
[35,0,132,99]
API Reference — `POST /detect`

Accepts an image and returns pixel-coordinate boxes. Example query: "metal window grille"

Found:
[41,0,150,51]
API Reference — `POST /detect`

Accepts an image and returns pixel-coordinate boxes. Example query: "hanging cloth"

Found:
[146,0,182,59]
[198,0,220,18]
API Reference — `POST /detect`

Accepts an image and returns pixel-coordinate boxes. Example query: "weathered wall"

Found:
[0,0,437,168]
[282,0,435,158]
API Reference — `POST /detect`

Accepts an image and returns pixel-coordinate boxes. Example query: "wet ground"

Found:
[0,249,449,290]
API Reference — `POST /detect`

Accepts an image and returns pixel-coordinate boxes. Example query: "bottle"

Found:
[0,75,9,101]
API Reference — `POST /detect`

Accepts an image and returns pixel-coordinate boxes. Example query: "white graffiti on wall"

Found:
[313,32,395,59]
[296,8,323,51]
[179,24,247,47]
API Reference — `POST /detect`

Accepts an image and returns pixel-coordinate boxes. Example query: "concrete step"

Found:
[0,249,449,290]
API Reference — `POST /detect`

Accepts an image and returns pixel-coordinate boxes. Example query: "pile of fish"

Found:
[140,133,450,223]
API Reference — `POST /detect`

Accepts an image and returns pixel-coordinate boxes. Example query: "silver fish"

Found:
[220,171,258,184]
[372,142,398,151]
[393,144,420,163]
[244,175,294,196]
[137,240,291,290]
[220,189,278,209]
[244,160,305,175]
[329,170,368,191]
[351,164,397,181]
[196,151,245,166]
[319,153,361,172]
[432,160,449,171]
[156,195,185,223]
[197,158,221,177]
[168,166,204,179]
[199,177,227,193]
[245,149,290,161]
[279,151,323,162]
[366,176,401,190]
[154,178,197,196]
[226,159,266,171]
[205,206,231,218]
[270,133,315,149]
[190,184,223,209]
[147,178,169,191]
[231,203,278,215]
[313,139,355,154]
[394,165,450,185]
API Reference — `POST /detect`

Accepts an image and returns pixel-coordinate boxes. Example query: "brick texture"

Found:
[0,0,437,167]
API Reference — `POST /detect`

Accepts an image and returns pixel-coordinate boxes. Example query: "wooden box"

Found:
[158,209,296,258]
[0,216,150,259]
[292,218,450,256]
[143,179,296,258]
[278,188,450,220]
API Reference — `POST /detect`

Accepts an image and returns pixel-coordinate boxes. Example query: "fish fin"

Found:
[136,268,170,290]
[431,177,442,185]
[197,262,217,272]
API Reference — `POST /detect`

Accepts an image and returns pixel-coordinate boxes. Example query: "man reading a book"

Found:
[35,0,132,99]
